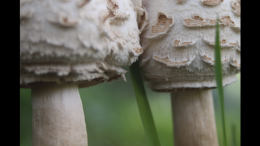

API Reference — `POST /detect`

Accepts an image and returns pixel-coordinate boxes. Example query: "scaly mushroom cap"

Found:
[20,0,143,88]
[140,0,240,91]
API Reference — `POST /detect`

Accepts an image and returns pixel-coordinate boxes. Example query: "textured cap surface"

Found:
[140,0,240,91]
[20,0,143,88]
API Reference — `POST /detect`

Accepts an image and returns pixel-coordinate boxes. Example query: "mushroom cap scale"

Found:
[140,0,240,91]
[20,0,142,88]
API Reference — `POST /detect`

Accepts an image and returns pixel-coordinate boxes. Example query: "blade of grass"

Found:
[214,18,227,146]
[231,123,238,146]
[130,61,161,146]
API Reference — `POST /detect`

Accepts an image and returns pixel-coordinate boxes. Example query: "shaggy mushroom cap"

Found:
[20,0,143,88]
[140,0,240,91]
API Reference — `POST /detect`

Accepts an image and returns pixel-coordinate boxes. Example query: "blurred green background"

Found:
[20,73,240,146]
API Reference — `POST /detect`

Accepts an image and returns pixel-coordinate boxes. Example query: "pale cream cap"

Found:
[140,0,240,91]
[20,0,143,88]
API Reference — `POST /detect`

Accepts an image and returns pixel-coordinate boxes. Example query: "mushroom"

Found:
[20,0,142,145]
[140,0,240,146]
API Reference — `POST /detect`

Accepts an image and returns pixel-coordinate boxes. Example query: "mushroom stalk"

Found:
[32,84,88,146]
[171,89,218,146]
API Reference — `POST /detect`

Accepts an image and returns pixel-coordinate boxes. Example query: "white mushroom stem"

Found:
[171,89,218,146]
[32,84,88,146]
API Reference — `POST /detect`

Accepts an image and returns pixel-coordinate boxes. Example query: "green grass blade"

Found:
[214,18,227,146]
[231,123,238,146]
[130,61,161,146]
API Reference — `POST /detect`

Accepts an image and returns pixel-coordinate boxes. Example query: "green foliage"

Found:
[214,18,227,146]
[231,123,238,146]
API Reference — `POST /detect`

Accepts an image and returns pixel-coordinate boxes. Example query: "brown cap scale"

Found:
[140,0,240,146]
[20,0,143,145]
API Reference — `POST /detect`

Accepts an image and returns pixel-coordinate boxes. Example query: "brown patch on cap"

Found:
[105,0,119,20]
[174,40,196,47]
[184,15,236,28]
[151,12,173,33]
[203,38,239,49]
[193,15,204,21]
[177,0,187,4]
[221,39,227,44]
[184,15,216,27]
[48,15,78,27]
[104,0,129,25]
[200,52,230,65]
[200,54,215,65]
[133,48,143,54]
[59,16,78,27]
[201,0,223,6]
[219,16,235,26]
[153,55,194,67]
